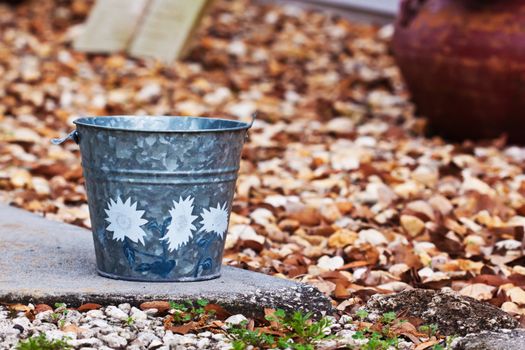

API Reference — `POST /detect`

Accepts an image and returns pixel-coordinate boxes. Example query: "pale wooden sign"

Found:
[129,0,211,62]
[74,0,211,63]
[74,0,149,52]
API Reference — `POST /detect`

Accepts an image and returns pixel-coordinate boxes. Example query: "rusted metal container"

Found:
[53,116,252,281]
[393,0,525,143]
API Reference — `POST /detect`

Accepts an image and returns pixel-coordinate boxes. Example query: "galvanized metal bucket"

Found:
[53,115,252,282]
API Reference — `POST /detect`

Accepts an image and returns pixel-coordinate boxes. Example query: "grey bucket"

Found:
[53,115,252,282]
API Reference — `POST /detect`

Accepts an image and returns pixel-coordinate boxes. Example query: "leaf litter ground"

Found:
[1,0,525,348]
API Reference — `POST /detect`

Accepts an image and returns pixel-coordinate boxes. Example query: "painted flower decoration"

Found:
[105,197,148,245]
[200,202,229,239]
[162,196,198,252]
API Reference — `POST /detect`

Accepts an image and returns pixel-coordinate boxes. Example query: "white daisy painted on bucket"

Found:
[200,202,229,239]
[105,197,148,245]
[162,196,198,252]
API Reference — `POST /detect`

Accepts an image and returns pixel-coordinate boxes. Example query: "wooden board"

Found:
[74,0,149,52]
[128,0,211,63]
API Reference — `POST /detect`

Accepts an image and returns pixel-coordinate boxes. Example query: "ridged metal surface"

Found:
[70,116,249,281]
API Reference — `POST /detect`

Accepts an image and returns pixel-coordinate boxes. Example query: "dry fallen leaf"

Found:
[8,304,31,313]
[140,301,170,314]
[507,287,525,305]
[400,215,425,237]
[77,303,103,312]
[34,304,53,314]
[459,283,496,301]
[164,320,201,335]
[414,339,441,350]
[204,304,231,320]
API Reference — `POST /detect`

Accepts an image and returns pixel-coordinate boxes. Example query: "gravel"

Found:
[0,303,394,349]
[0,304,234,350]
[3,300,514,349]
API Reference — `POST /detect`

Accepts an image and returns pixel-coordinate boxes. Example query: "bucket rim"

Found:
[73,115,252,133]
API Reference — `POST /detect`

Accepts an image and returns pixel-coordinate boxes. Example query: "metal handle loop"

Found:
[51,130,79,145]
[244,113,257,142]
[248,112,257,128]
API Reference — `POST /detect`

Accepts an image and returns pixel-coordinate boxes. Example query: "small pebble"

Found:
[105,306,129,321]
[225,314,248,325]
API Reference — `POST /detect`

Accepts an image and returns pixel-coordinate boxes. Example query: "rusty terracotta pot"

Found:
[393,0,525,143]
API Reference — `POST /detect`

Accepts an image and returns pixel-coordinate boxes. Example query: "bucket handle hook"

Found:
[51,130,79,145]
[244,113,257,142]
[248,112,257,128]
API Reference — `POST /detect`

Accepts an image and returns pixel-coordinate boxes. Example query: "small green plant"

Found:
[350,313,450,350]
[419,323,439,337]
[365,331,398,350]
[58,319,65,329]
[53,303,68,315]
[229,325,277,350]
[227,309,333,350]
[167,299,214,324]
[355,309,369,321]
[50,303,69,329]
[380,312,396,324]
[431,335,456,350]
[231,340,246,350]
[125,316,134,326]
[16,334,72,350]
[350,312,413,350]
[352,330,366,340]
[352,330,399,350]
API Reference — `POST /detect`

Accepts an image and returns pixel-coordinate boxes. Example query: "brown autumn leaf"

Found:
[470,274,509,286]
[459,283,496,301]
[509,274,525,287]
[247,319,255,331]
[328,229,358,248]
[204,303,231,320]
[140,301,170,314]
[77,303,102,312]
[8,304,31,313]
[34,304,53,314]
[319,269,350,280]
[165,321,201,335]
[429,226,464,256]
[286,204,322,226]
[344,244,380,267]
[390,321,426,344]
[414,339,441,350]
[402,315,425,329]
[264,308,279,329]
[334,282,350,299]
[254,326,287,337]
[390,320,421,336]
[338,260,371,269]
[32,162,70,178]
[507,287,525,305]
[488,290,508,307]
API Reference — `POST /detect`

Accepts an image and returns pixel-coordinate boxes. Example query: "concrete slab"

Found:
[453,329,525,350]
[0,204,332,317]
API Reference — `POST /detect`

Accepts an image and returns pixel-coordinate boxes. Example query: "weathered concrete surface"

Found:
[365,289,519,336]
[452,329,525,350]
[0,204,332,317]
